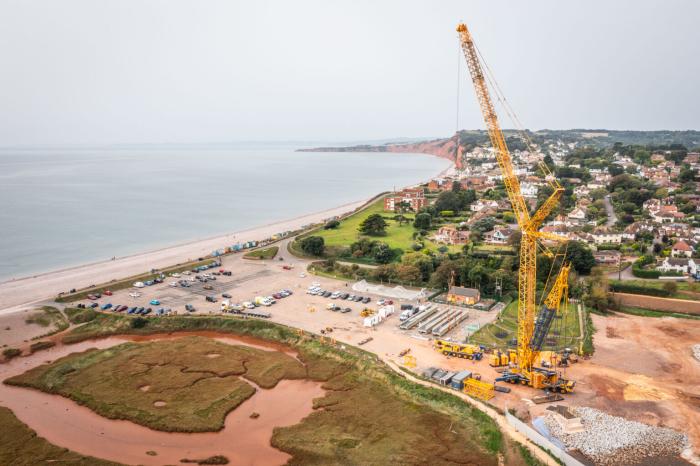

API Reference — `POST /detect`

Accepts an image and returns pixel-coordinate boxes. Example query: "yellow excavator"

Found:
[456,23,575,394]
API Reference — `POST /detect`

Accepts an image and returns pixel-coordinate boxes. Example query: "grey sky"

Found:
[0,0,698,145]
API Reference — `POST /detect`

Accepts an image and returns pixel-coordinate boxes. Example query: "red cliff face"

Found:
[385,138,457,164]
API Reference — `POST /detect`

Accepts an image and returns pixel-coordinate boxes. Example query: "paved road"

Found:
[604,195,617,227]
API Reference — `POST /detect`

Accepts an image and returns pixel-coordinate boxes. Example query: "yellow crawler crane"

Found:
[457,23,575,394]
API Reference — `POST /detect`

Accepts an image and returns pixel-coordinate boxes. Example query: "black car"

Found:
[362,297,371,304]
[205,296,217,303]
[89,302,99,308]
[323,291,332,298]
[185,304,196,312]
[340,293,349,299]
[222,293,232,298]
[341,307,351,313]
[353,296,363,302]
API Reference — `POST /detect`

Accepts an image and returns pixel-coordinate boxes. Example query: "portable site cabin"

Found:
[438,371,456,386]
[450,370,473,390]
[423,367,438,379]
[431,369,447,382]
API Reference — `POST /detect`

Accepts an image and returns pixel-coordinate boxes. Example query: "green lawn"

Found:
[313,196,461,255]
[243,246,279,260]
[469,301,582,352]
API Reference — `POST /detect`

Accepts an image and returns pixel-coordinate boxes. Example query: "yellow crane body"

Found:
[456,23,574,393]
[433,339,484,360]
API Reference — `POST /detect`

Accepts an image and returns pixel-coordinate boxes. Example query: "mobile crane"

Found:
[456,23,575,393]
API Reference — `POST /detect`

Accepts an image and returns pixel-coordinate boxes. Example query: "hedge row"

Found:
[609,282,670,297]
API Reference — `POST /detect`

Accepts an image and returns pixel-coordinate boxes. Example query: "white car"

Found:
[129,292,141,298]
[169,282,178,287]
[243,301,255,309]
[170,273,181,278]
[299,273,306,278]
[265,296,276,304]
[331,291,341,299]
[133,281,145,288]
[182,271,191,276]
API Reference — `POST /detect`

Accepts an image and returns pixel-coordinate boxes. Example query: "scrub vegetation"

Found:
[24,306,68,338]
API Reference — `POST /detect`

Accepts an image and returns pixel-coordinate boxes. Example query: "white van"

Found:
[133,282,145,288]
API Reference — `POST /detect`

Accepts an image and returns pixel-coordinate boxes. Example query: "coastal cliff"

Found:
[298,136,460,164]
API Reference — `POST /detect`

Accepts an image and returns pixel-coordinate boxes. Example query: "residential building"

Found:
[483,227,514,245]
[671,240,693,258]
[590,228,623,245]
[434,225,470,245]
[593,250,621,266]
[384,188,427,212]
[656,257,697,276]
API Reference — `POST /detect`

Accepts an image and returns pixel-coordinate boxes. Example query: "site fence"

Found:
[504,409,586,466]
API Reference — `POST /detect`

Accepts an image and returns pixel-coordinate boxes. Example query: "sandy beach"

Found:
[0,199,368,314]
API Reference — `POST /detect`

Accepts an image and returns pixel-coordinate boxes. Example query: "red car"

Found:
[103,290,113,296]
[87,294,98,300]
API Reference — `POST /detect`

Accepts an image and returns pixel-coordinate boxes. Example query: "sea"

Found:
[0,144,450,281]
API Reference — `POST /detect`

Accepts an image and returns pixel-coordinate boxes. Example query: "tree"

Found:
[359,214,387,236]
[131,317,148,329]
[413,213,432,229]
[565,241,596,275]
[372,264,397,282]
[663,281,678,295]
[300,236,325,256]
[396,265,421,283]
[372,242,394,264]
[324,220,340,229]
[429,260,461,289]
[434,191,462,213]
[402,252,434,282]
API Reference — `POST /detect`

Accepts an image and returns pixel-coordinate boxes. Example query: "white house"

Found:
[470,199,499,212]
[671,240,693,258]
[591,229,623,245]
[567,207,587,222]
[520,182,538,198]
[656,257,697,276]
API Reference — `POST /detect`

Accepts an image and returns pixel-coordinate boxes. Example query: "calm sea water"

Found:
[0,145,449,281]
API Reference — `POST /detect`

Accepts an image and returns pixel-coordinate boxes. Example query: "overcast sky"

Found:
[0,0,698,145]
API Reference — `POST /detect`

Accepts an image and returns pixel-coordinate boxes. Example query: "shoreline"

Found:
[0,155,454,313]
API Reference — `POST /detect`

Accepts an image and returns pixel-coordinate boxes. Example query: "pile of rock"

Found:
[693,344,700,363]
[544,407,688,465]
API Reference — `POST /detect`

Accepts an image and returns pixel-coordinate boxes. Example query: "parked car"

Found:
[150,299,160,305]
[129,292,141,298]
[89,302,99,308]
[341,307,352,313]
[222,293,232,298]
[103,290,113,296]
[87,294,98,300]
[185,304,195,312]
[128,307,137,314]
[203,285,213,290]
[205,296,217,303]
[101,303,113,310]
[362,297,371,304]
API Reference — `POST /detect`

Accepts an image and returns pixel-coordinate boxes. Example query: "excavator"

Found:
[456,23,575,394]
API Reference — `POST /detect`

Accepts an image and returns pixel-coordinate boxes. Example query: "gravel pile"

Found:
[693,344,700,363]
[544,407,688,465]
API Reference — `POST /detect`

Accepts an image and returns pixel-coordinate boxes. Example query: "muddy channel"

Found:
[0,333,325,465]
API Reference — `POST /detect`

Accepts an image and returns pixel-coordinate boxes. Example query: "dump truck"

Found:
[433,339,484,360]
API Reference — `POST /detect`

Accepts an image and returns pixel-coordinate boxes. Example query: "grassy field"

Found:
[469,301,582,352]
[616,306,700,320]
[23,313,545,465]
[0,406,117,466]
[6,336,305,432]
[243,246,279,260]
[309,196,461,256]
[55,258,216,303]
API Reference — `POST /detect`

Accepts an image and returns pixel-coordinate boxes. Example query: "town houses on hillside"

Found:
[384,188,427,212]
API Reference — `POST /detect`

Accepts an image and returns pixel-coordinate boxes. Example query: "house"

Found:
[434,225,470,245]
[656,257,697,276]
[591,228,623,245]
[671,240,693,258]
[567,207,587,223]
[593,250,621,266]
[384,188,427,212]
[483,227,513,245]
[651,153,666,163]
[447,286,481,305]
[651,205,685,224]
[520,182,538,198]
[470,199,499,212]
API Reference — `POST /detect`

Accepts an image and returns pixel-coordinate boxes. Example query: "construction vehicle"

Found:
[433,339,484,360]
[457,22,575,394]
[360,308,375,317]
